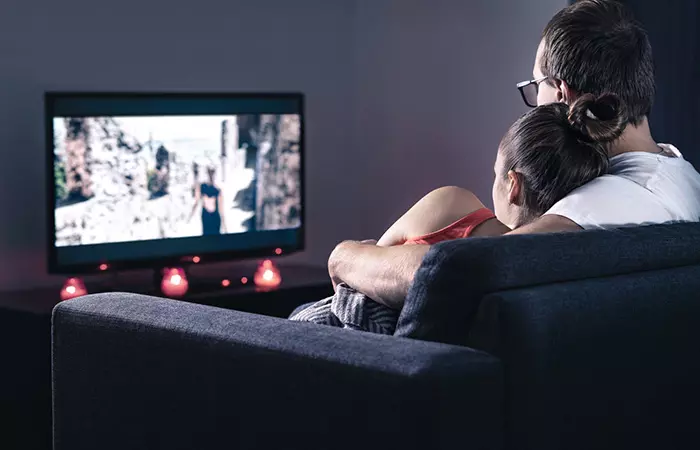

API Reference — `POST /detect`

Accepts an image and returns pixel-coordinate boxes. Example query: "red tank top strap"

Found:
[404,208,496,245]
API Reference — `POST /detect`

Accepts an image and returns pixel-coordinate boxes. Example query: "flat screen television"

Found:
[46,92,304,274]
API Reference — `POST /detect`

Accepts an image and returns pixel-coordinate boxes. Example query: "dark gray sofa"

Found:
[52,222,700,450]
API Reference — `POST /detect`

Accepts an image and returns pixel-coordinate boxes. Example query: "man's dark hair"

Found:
[541,0,654,125]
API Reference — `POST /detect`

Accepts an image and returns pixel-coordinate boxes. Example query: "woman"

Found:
[292,93,626,332]
[188,164,227,235]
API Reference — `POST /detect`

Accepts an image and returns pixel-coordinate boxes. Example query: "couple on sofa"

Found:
[292,0,700,332]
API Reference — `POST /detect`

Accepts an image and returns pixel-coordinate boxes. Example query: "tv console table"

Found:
[0,262,332,450]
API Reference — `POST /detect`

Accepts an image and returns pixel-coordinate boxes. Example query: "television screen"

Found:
[46,93,304,274]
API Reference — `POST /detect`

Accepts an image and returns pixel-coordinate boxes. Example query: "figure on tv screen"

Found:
[148,145,171,198]
[189,164,227,235]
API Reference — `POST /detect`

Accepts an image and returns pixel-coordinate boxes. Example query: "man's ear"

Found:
[507,170,523,205]
[556,78,576,104]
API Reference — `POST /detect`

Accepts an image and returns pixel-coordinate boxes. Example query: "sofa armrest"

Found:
[52,293,503,450]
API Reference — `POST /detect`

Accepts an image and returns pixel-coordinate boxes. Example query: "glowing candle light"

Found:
[253,260,282,289]
[161,268,189,298]
[60,278,88,301]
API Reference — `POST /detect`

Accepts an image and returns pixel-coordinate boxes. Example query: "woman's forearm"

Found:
[328,241,430,310]
[188,202,198,222]
[218,194,227,232]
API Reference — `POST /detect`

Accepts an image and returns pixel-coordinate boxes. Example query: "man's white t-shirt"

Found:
[545,144,700,229]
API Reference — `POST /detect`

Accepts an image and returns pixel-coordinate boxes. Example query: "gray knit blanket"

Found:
[289,283,399,335]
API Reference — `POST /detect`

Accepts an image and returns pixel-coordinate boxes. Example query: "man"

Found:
[327,0,700,310]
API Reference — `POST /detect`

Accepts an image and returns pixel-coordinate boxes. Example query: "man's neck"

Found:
[609,117,659,157]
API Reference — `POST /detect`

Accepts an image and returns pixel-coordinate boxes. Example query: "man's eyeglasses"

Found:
[517,76,548,108]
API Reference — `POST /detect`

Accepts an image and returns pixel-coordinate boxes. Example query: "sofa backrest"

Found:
[396,222,700,450]
[472,264,700,450]
[396,222,700,345]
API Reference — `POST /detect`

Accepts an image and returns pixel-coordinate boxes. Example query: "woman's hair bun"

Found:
[567,93,628,143]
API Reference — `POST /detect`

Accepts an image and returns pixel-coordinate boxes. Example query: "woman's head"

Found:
[492,93,626,228]
[206,163,216,182]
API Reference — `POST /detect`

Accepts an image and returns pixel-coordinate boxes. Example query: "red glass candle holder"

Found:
[161,267,189,298]
[253,260,282,289]
[60,278,88,301]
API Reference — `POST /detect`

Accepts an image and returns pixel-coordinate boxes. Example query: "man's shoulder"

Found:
[547,174,653,214]
[561,173,639,195]
[608,144,700,192]
[544,143,700,229]
[568,143,700,198]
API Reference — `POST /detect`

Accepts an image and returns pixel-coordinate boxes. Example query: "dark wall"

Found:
[624,0,700,168]
[352,0,566,240]
[0,0,567,290]
[0,0,358,290]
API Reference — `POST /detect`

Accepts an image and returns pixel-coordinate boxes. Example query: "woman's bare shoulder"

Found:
[421,186,485,210]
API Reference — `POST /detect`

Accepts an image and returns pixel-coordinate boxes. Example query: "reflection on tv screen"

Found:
[53,114,301,247]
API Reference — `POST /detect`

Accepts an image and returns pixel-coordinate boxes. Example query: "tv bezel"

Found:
[45,91,305,275]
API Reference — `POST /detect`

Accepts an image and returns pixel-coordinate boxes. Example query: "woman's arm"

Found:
[330,214,582,310]
[337,187,505,305]
[218,191,227,233]
[188,185,201,222]
[376,186,506,246]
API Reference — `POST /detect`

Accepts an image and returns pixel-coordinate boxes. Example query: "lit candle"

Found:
[253,260,282,289]
[60,278,88,301]
[161,268,189,298]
